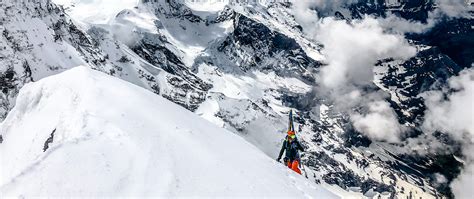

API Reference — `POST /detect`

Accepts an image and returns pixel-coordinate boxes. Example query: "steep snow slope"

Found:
[0,67,337,198]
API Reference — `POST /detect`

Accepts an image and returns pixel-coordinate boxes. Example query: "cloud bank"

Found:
[291,0,359,35]
[435,0,474,18]
[351,100,406,143]
[291,0,472,145]
[308,16,416,142]
[316,17,416,88]
[378,0,473,34]
[423,68,474,140]
[422,68,474,199]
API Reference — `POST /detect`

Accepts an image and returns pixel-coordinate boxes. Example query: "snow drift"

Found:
[0,67,337,198]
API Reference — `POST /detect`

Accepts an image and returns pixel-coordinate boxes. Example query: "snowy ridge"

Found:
[0,67,338,198]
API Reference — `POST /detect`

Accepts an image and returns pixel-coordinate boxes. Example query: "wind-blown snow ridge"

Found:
[0,66,337,198]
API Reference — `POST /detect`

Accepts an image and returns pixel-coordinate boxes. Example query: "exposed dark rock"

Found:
[346,0,435,22]
[323,170,395,195]
[387,152,462,197]
[281,90,318,111]
[0,67,17,94]
[117,55,131,63]
[214,14,321,82]
[342,126,372,148]
[306,151,340,170]
[43,129,56,152]
[407,18,474,69]
[149,0,204,23]
[378,46,462,125]
[130,32,211,110]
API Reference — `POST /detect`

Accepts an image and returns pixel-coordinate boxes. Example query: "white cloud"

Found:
[291,0,358,13]
[307,16,416,142]
[292,0,472,36]
[378,14,437,34]
[450,146,474,199]
[422,68,474,199]
[291,1,321,34]
[291,0,359,35]
[290,0,471,145]
[351,100,405,143]
[315,16,417,88]
[435,0,473,18]
[422,68,474,141]
[290,0,473,194]
[379,0,473,34]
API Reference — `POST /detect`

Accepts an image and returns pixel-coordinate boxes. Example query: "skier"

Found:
[276,130,305,174]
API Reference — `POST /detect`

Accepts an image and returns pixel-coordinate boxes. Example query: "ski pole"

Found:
[300,153,308,178]
[302,163,308,178]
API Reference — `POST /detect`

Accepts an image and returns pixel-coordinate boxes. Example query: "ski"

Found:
[288,110,294,132]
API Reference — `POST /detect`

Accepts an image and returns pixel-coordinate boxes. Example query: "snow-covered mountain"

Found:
[0,0,472,198]
[0,0,113,118]
[0,66,338,198]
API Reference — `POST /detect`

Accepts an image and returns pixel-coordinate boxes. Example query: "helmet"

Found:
[287,131,296,139]
[287,131,295,136]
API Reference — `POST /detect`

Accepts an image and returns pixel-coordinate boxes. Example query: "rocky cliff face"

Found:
[206,14,321,81]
